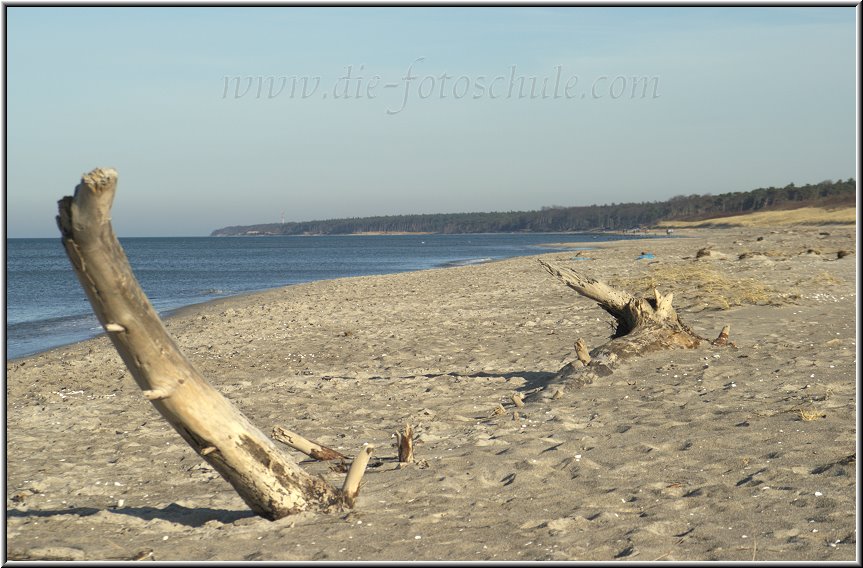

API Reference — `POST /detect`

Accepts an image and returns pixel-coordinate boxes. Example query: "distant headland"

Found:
[211,178,855,237]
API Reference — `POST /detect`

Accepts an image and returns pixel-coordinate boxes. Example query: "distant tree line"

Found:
[211,178,856,236]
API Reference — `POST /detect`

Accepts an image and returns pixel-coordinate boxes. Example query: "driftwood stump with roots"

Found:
[535,259,725,400]
[57,168,372,520]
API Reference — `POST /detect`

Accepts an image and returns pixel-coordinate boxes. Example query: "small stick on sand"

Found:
[575,338,591,366]
[342,444,375,507]
[272,426,347,461]
[511,393,525,408]
[395,424,415,463]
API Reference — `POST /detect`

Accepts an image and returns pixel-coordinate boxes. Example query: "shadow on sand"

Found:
[362,370,558,392]
[6,503,256,527]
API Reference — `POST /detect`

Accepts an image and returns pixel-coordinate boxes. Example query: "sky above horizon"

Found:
[4,6,858,237]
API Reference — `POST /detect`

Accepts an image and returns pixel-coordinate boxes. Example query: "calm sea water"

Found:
[5,233,650,359]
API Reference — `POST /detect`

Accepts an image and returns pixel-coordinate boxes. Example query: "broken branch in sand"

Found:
[57,168,370,520]
[712,325,734,347]
[575,338,591,366]
[395,423,415,463]
[272,426,348,461]
[343,444,375,506]
[536,259,732,399]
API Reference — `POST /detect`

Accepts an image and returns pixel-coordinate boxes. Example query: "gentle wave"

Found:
[440,257,494,268]
[200,288,231,296]
[6,312,98,334]
[7,313,104,359]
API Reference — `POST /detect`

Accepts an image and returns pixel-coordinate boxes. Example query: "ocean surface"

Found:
[5,233,653,360]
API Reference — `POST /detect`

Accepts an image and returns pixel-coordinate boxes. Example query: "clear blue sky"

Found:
[4,7,857,237]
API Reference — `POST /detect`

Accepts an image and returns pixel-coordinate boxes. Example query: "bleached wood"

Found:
[538,260,633,314]
[342,444,374,506]
[396,424,415,463]
[536,260,707,398]
[272,426,347,461]
[57,168,343,520]
[575,338,591,366]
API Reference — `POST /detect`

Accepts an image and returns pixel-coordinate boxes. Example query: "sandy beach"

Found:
[4,225,857,561]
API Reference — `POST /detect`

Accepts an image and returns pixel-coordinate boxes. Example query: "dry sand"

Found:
[658,206,856,228]
[4,225,858,561]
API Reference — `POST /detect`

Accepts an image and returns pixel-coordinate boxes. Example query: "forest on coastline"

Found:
[211,178,856,236]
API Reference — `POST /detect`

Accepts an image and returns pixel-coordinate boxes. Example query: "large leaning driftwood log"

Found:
[535,260,715,399]
[57,168,370,520]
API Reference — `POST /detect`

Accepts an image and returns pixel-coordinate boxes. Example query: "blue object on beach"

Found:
[636,253,655,260]
[572,256,592,261]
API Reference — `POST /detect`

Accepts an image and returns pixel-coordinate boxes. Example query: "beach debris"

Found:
[695,247,728,259]
[395,423,415,464]
[534,260,714,399]
[10,489,35,504]
[272,425,348,461]
[836,250,852,259]
[711,325,735,347]
[510,392,525,408]
[56,168,369,520]
[342,444,375,507]
[738,252,769,260]
[490,403,507,416]
[131,549,155,561]
[551,389,564,400]
[798,408,825,421]
[575,338,591,366]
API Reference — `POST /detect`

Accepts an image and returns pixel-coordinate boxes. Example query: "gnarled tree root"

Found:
[533,260,728,400]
